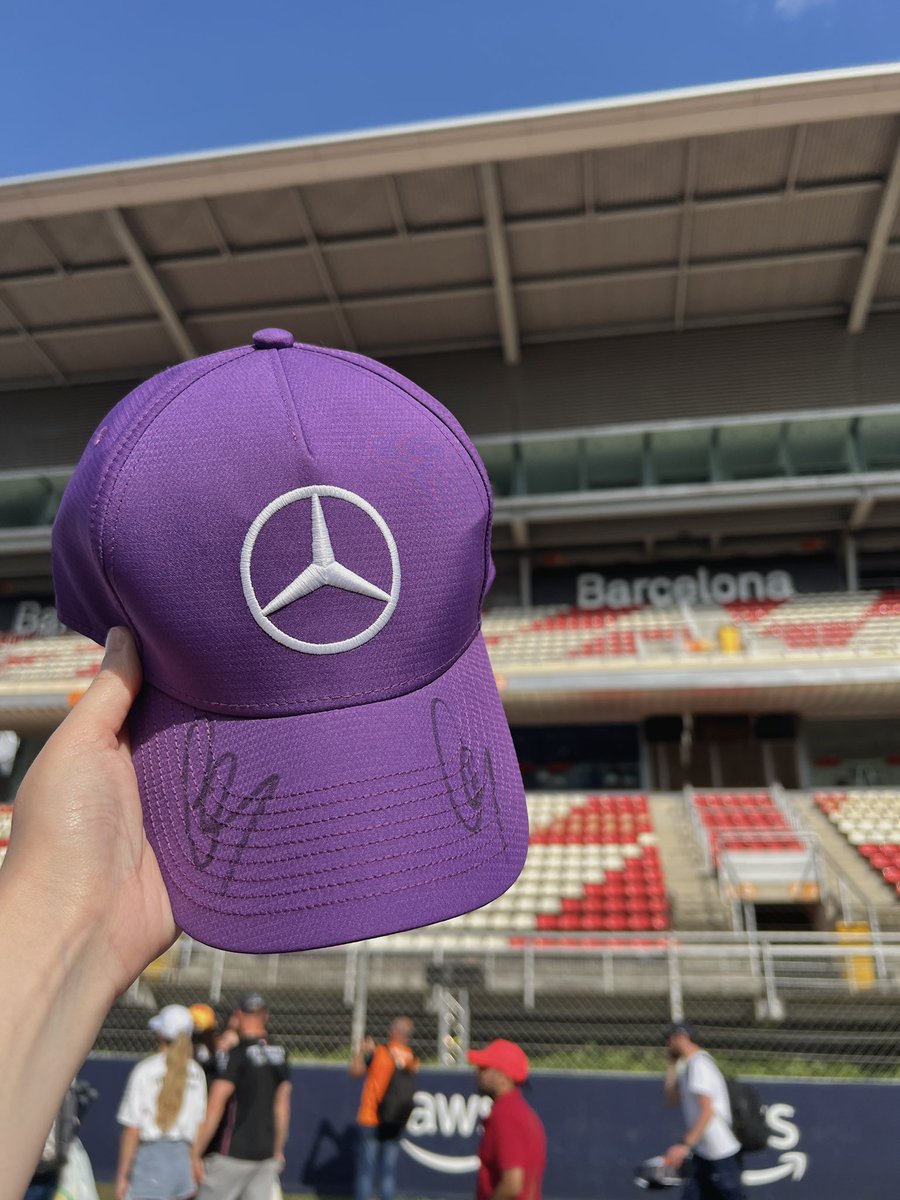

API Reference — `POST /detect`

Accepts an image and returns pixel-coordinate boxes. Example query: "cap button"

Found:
[252,328,295,349]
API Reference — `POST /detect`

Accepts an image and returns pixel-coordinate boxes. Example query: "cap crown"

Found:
[470,1038,529,1082]
[53,340,494,715]
[150,1004,194,1041]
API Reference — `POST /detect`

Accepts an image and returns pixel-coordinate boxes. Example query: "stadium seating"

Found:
[1,589,898,691]
[0,635,101,687]
[482,606,689,665]
[687,788,819,903]
[815,790,900,897]
[690,789,807,867]
[393,792,670,950]
[481,590,900,668]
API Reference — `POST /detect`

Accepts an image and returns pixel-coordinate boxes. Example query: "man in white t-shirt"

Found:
[663,1022,745,1200]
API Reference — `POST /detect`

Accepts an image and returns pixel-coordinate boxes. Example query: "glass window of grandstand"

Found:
[647,714,799,790]
[584,433,643,490]
[478,442,517,499]
[520,439,581,494]
[858,412,900,471]
[0,475,66,529]
[512,724,641,791]
[806,719,900,788]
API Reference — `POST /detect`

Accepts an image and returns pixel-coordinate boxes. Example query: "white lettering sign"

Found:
[576,569,795,611]
[743,1102,806,1187]
[10,601,68,638]
[401,1090,492,1174]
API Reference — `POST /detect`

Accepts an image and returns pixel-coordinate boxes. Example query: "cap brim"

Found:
[130,633,527,952]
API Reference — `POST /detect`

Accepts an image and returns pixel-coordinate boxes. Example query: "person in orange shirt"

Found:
[350,1016,419,1200]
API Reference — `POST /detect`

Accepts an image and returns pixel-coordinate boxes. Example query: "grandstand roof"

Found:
[4,64,900,389]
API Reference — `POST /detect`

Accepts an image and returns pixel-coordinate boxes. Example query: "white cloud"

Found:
[774,0,834,17]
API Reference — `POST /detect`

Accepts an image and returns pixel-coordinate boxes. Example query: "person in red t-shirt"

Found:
[467,1040,546,1200]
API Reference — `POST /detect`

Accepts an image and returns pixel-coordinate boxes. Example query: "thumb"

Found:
[71,626,142,736]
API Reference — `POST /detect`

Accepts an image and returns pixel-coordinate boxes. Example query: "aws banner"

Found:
[78,1060,896,1199]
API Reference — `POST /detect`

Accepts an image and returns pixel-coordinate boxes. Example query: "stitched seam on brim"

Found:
[142,687,509,914]
[162,716,474,839]
[165,842,508,920]
[144,752,500,915]
[141,690,469,809]
[148,688,495,899]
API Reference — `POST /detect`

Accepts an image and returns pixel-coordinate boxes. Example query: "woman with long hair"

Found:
[116,1005,207,1200]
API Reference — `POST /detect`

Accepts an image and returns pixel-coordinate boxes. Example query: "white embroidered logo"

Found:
[240,485,400,655]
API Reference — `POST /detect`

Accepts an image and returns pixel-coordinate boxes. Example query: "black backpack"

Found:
[38,1084,80,1172]
[377,1054,418,1132]
[725,1078,768,1154]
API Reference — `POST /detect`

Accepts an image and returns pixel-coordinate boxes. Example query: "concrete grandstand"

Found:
[4,65,900,1040]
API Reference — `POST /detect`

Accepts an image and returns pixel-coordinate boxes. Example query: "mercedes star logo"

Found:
[240,485,400,654]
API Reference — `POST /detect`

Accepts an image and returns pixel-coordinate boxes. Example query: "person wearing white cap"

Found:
[115,1004,208,1200]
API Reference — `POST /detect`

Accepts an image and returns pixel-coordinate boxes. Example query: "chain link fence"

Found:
[95,932,900,1080]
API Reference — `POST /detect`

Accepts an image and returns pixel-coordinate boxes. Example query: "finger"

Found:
[70,626,142,738]
[117,713,134,758]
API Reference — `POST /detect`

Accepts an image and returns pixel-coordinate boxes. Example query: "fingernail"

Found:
[105,626,125,654]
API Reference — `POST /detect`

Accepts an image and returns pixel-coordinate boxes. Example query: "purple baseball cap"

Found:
[52,330,528,953]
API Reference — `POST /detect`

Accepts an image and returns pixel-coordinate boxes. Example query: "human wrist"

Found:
[0,866,124,1007]
[0,870,123,1199]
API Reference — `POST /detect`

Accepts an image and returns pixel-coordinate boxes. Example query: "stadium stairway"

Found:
[792,793,900,932]
[649,794,731,931]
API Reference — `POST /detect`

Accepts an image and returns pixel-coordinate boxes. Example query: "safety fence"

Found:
[93,931,900,1079]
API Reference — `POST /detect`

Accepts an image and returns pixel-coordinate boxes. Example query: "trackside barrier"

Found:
[77,1059,899,1199]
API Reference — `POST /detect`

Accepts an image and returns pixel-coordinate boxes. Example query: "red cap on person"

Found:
[467,1039,529,1083]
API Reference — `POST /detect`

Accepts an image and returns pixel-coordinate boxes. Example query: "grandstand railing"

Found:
[156,930,900,1008]
[684,784,882,939]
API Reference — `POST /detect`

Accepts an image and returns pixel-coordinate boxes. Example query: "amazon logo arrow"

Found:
[399,1139,481,1174]
[743,1151,808,1186]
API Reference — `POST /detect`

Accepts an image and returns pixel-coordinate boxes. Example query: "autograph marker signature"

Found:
[181,721,280,893]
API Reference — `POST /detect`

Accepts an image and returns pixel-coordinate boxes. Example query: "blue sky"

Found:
[2,0,898,180]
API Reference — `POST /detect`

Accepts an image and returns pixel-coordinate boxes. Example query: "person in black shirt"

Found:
[192,992,292,1200]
